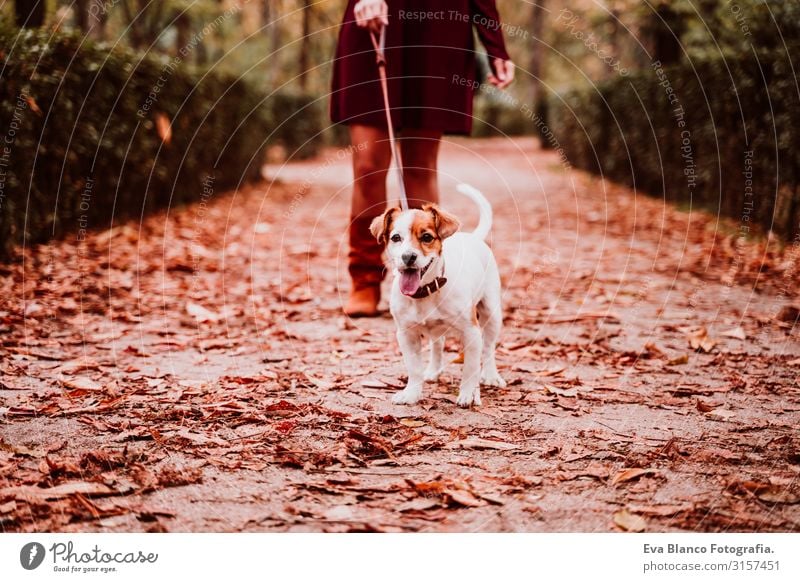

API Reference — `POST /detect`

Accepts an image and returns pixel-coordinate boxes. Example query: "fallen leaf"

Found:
[398,418,426,428]
[614,509,647,532]
[26,96,42,115]
[696,399,718,413]
[545,385,577,398]
[610,467,657,486]
[0,481,117,501]
[721,327,747,340]
[155,112,172,144]
[61,377,104,392]
[444,488,482,507]
[447,438,519,451]
[642,343,664,358]
[755,487,800,505]
[667,354,689,366]
[303,372,336,390]
[687,327,717,353]
[186,302,219,322]
[537,364,567,377]
[397,498,440,512]
[361,379,389,389]
[705,408,736,421]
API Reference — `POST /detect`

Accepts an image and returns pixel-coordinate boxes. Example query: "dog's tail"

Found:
[456,183,492,240]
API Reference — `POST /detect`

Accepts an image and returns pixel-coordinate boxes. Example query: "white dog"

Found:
[369,184,506,407]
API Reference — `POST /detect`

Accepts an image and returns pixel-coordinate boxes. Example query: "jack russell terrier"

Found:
[370,184,506,407]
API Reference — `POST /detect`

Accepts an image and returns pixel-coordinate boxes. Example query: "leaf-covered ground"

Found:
[1,138,799,532]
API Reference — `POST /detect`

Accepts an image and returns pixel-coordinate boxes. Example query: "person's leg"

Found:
[346,123,392,317]
[399,129,442,207]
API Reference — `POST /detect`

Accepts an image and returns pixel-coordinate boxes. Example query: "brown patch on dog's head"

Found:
[407,204,460,256]
[423,204,460,240]
[369,207,400,245]
[409,210,441,256]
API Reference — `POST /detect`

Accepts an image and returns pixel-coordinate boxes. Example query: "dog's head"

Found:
[370,204,460,296]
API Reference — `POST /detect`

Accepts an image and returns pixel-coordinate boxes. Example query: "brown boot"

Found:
[344,214,385,317]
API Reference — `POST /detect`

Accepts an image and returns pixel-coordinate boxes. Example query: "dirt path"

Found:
[1,137,799,532]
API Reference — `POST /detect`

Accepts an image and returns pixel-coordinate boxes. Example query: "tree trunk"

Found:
[298,0,312,90]
[74,0,108,40]
[528,0,548,145]
[263,0,282,56]
[527,0,546,107]
[15,0,45,28]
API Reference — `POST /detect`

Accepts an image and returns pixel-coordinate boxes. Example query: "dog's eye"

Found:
[420,233,434,243]
[390,234,402,243]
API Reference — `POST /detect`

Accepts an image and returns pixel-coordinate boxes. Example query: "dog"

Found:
[369,184,506,407]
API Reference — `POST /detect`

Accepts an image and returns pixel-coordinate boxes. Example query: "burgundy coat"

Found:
[330,0,510,135]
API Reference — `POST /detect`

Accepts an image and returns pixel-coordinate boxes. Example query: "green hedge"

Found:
[550,47,800,240]
[0,25,323,258]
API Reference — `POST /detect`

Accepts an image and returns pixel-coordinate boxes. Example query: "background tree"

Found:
[15,0,45,27]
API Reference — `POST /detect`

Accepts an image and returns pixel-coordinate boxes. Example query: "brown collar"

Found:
[410,260,447,299]
[410,276,447,299]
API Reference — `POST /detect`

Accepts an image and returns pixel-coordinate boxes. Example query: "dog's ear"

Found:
[424,204,461,239]
[369,207,400,244]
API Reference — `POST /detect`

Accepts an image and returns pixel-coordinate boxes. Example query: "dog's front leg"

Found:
[424,335,445,381]
[456,325,483,407]
[393,329,424,405]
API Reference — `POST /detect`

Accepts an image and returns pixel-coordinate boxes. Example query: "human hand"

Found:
[354,0,389,33]
[488,59,515,89]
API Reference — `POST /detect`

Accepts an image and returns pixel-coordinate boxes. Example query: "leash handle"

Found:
[369,27,409,211]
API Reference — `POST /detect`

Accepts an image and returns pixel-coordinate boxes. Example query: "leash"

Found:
[369,27,409,211]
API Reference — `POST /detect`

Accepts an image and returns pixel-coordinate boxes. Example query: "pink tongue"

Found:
[399,269,421,296]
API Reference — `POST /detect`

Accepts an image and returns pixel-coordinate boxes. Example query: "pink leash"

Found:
[369,27,409,211]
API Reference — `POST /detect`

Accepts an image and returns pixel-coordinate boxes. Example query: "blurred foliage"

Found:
[550,0,800,239]
[0,22,323,258]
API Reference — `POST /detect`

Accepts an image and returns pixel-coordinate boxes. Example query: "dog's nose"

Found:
[401,251,417,266]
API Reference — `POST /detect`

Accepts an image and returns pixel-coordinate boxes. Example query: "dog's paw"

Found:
[480,369,507,388]
[456,386,481,408]
[423,367,442,382]
[392,388,422,405]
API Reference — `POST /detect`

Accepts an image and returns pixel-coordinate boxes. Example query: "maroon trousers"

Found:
[330,0,510,135]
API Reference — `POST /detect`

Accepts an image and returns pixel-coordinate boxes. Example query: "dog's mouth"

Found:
[398,262,431,296]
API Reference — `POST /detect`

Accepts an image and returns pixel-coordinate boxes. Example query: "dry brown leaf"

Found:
[444,488,482,507]
[155,112,172,144]
[537,365,567,377]
[186,302,219,322]
[399,418,426,428]
[614,509,647,532]
[696,399,718,413]
[26,96,42,115]
[361,379,389,389]
[397,498,440,512]
[705,408,736,421]
[61,377,104,392]
[721,327,747,340]
[755,487,800,505]
[303,372,336,390]
[687,327,717,353]
[610,467,657,486]
[0,481,117,501]
[667,354,689,366]
[447,438,519,451]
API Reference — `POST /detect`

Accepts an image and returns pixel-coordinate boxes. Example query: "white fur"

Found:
[385,183,505,407]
